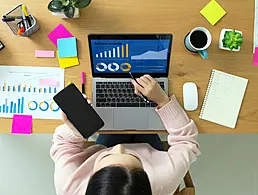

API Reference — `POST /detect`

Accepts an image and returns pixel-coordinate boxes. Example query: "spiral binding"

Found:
[200,70,216,118]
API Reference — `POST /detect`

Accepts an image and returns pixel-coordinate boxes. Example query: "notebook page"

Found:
[200,70,248,128]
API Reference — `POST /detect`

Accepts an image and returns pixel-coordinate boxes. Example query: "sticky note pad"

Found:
[200,0,226,26]
[39,78,59,86]
[48,24,73,47]
[253,47,258,66]
[35,50,55,58]
[57,50,79,68]
[12,114,32,134]
[57,37,77,58]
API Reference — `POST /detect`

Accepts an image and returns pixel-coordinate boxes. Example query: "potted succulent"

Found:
[47,0,91,18]
[219,29,243,51]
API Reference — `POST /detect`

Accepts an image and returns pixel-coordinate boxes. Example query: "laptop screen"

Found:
[88,34,173,78]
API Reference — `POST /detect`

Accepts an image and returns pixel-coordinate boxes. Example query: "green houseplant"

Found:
[48,0,91,18]
[219,29,243,51]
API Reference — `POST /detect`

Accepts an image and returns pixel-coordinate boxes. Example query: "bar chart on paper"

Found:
[0,66,64,119]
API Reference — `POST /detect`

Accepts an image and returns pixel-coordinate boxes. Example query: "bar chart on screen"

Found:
[95,44,129,59]
[0,66,64,119]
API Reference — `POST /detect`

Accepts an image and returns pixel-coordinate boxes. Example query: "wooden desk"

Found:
[0,0,257,134]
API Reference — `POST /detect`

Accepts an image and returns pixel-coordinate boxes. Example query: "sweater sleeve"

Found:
[49,121,86,194]
[155,95,201,188]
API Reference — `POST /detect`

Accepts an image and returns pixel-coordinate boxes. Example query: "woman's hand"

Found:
[132,74,170,108]
[61,94,92,122]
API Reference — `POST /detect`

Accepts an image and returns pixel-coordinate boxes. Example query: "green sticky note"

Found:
[200,0,226,26]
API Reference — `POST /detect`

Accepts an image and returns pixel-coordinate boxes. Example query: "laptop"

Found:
[88,34,173,130]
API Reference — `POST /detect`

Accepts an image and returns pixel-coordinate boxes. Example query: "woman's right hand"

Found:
[132,74,170,108]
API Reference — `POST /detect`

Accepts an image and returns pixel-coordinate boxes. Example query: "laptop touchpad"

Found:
[114,108,148,130]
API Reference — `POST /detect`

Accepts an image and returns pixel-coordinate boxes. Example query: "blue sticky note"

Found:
[57,37,77,58]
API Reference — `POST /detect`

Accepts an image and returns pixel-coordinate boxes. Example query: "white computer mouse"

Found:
[183,82,198,111]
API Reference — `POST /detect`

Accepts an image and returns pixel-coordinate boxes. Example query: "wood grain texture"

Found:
[0,0,257,134]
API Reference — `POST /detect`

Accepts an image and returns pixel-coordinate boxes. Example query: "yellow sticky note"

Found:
[57,50,79,68]
[200,0,226,26]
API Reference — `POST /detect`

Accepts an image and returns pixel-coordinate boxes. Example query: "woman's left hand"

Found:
[61,94,92,122]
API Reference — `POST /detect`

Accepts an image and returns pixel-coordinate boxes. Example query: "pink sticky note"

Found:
[35,50,55,58]
[48,24,73,47]
[253,47,258,66]
[12,114,32,134]
[39,78,59,87]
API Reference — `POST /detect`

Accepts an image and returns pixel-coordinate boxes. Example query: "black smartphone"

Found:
[53,84,104,139]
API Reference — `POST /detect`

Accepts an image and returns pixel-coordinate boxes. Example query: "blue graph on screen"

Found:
[91,40,170,73]
[131,49,168,60]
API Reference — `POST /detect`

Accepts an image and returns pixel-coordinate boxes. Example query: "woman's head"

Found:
[94,144,142,171]
[86,144,152,195]
[86,166,152,195]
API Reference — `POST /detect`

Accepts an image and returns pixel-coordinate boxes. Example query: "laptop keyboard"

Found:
[96,81,165,107]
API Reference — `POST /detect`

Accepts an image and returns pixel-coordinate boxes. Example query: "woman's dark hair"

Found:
[85,166,152,195]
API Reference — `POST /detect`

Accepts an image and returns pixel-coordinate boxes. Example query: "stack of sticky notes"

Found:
[48,24,79,68]
[200,0,226,26]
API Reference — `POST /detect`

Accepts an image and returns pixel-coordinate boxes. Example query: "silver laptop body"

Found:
[88,34,173,131]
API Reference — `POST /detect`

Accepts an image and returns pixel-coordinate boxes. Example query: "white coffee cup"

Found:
[184,27,212,59]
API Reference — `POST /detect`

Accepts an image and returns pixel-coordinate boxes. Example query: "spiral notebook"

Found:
[200,70,248,128]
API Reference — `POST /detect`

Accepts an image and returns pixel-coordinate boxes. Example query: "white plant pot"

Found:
[52,8,80,19]
[219,29,242,52]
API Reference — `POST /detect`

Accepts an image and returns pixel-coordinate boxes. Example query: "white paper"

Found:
[0,66,64,119]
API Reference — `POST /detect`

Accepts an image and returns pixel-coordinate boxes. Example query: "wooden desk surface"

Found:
[0,0,257,134]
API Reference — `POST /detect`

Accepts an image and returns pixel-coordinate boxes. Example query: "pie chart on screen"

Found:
[108,63,120,72]
[96,63,107,72]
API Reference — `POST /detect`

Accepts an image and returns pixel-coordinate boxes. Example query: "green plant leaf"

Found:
[60,0,70,6]
[228,31,234,37]
[48,0,65,12]
[233,42,238,47]
[73,0,91,8]
[224,40,232,46]
[64,4,75,18]
[235,33,241,38]
[225,32,230,40]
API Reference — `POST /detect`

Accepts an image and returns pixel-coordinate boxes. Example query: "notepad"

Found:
[199,70,248,129]
[57,37,77,58]
[200,0,226,26]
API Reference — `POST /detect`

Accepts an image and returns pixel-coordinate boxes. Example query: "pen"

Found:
[21,5,31,29]
[22,5,32,26]
[2,15,23,22]
[81,72,86,94]
[17,22,25,35]
[129,72,150,103]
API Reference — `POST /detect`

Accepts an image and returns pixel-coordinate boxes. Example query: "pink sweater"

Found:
[50,95,200,195]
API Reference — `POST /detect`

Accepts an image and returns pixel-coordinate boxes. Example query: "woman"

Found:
[50,75,200,195]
